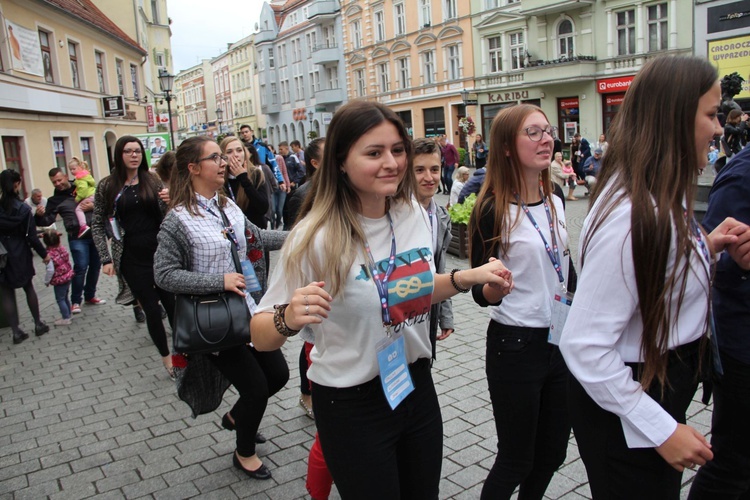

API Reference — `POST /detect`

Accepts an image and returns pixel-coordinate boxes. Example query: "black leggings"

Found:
[208,345,289,457]
[299,343,311,396]
[0,280,42,334]
[121,263,175,357]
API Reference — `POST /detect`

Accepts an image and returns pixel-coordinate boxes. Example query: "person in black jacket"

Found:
[35,168,105,313]
[0,170,50,344]
[283,137,324,230]
[221,137,269,229]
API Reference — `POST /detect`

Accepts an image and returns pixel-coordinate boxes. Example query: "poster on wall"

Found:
[134,133,171,167]
[708,35,750,99]
[5,20,44,77]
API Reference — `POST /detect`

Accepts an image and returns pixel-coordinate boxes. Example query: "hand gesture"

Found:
[36,205,45,216]
[158,188,170,204]
[228,155,246,177]
[655,423,713,472]
[707,217,748,257]
[102,263,116,277]
[283,281,333,331]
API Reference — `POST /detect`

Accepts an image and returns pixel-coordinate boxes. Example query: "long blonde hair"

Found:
[282,101,414,296]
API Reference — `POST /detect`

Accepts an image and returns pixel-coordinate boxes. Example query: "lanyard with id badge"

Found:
[109,175,139,240]
[365,213,415,410]
[198,200,262,313]
[516,190,573,345]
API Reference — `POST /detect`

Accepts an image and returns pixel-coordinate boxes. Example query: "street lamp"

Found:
[216,107,224,135]
[158,69,176,150]
[307,110,314,125]
[460,88,469,105]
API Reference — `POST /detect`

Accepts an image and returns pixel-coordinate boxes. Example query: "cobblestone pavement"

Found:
[0,191,712,499]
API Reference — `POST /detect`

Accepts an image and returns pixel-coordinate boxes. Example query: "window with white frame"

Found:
[355,68,366,96]
[507,0,519,4]
[281,79,290,102]
[268,48,275,68]
[68,41,80,88]
[115,59,124,95]
[278,43,287,66]
[323,25,336,48]
[351,20,362,49]
[271,83,278,104]
[260,84,267,106]
[444,0,457,20]
[374,10,386,42]
[309,70,320,93]
[377,62,389,93]
[326,65,339,89]
[419,0,431,27]
[394,3,406,36]
[446,45,460,79]
[258,50,265,70]
[295,76,304,99]
[38,30,55,83]
[617,9,636,55]
[306,32,316,54]
[95,50,106,93]
[558,20,574,58]
[488,36,502,73]
[397,57,410,89]
[292,38,301,62]
[486,0,500,7]
[509,32,524,70]
[422,50,435,84]
[648,3,668,52]
[155,52,165,67]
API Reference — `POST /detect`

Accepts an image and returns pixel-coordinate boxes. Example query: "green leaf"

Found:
[448,193,477,225]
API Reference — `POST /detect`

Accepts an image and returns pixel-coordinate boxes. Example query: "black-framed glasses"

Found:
[198,153,229,165]
[123,149,143,156]
[522,125,558,142]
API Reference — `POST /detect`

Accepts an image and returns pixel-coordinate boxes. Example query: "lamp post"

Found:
[307,110,314,142]
[216,107,224,136]
[158,69,176,150]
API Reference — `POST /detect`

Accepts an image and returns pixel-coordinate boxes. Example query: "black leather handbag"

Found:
[172,207,250,354]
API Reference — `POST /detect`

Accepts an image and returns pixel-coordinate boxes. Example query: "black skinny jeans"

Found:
[482,322,571,500]
[312,358,443,499]
[121,262,174,357]
[0,280,42,334]
[207,345,288,457]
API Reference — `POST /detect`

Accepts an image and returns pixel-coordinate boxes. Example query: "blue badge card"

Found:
[240,260,262,292]
[549,292,573,345]
[376,332,414,410]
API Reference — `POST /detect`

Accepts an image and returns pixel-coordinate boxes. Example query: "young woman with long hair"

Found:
[220,136,268,229]
[250,100,511,498]
[0,169,49,344]
[559,56,750,499]
[92,135,175,377]
[468,104,572,499]
[154,136,289,480]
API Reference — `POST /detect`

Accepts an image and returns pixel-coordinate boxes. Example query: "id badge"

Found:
[376,332,414,410]
[549,292,574,345]
[240,260,262,292]
[109,217,122,241]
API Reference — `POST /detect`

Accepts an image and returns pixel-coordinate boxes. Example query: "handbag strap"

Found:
[217,205,243,274]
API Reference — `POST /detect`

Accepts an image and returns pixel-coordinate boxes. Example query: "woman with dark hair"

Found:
[220,136,268,229]
[250,100,511,498]
[0,170,49,344]
[723,109,749,157]
[560,56,750,498]
[154,151,176,186]
[92,135,175,377]
[469,104,571,500]
[154,136,288,480]
[284,137,325,231]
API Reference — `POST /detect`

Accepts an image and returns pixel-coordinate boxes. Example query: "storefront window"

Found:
[603,94,625,134]
[423,107,445,137]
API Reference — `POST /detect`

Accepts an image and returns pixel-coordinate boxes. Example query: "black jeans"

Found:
[207,345,288,457]
[312,358,442,499]
[689,351,750,500]
[121,263,174,358]
[481,322,571,500]
[570,338,701,500]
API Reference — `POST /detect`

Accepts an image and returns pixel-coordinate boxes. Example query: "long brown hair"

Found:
[581,56,717,390]
[282,100,414,296]
[170,136,227,215]
[469,104,557,264]
[105,135,161,217]
[220,137,264,213]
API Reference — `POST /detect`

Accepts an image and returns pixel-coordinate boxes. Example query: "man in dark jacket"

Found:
[35,168,105,313]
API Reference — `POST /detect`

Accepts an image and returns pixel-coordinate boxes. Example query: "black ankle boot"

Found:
[13,330,29,344]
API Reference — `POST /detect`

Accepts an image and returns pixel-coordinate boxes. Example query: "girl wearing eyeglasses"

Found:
[92,135,176,377]
[154,136,289,481]
[469,104,572,500]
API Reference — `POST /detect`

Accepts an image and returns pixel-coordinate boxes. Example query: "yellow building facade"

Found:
[0,0,149,197]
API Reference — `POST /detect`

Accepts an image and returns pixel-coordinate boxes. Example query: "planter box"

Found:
[447,223,469,259]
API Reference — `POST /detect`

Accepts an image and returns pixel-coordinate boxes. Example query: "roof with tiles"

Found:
[40,0,146,55]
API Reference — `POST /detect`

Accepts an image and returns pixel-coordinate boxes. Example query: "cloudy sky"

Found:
[167,0,266,72]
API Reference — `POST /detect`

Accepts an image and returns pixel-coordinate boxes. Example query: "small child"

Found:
[42,229,75,326]
[68,157,96,237]
[562,160,578,201]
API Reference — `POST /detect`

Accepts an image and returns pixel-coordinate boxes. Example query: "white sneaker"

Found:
[54,318,72,326]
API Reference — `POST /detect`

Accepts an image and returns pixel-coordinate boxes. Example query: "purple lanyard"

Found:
[226,181,236,202]
[198,199,240,252]
[515,190,566,290]
[364,213,397,331]
[113,175,139,217]
[688,214,711,266]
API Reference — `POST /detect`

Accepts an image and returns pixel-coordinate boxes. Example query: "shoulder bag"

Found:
[172,206,250,354]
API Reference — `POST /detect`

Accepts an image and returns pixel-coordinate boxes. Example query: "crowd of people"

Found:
[2,55,750,499]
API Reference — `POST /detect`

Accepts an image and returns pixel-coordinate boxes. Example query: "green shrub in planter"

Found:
[458,147,468,167]
[448,193,477,225]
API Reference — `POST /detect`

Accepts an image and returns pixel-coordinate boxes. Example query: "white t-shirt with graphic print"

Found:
[257,198,435,388]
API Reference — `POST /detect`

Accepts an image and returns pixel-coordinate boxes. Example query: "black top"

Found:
[35,184,93,240]
[118,185,161,264]
[225,171,269,229]
[0,199,46,288]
